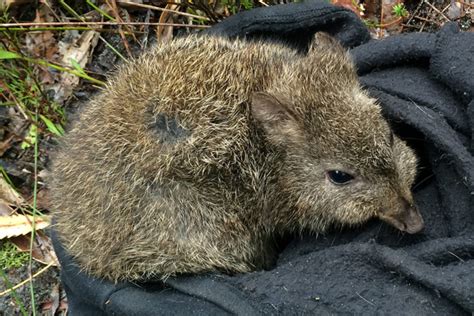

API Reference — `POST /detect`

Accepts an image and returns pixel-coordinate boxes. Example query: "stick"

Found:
[0,262,54,297]
[0,21,210,28]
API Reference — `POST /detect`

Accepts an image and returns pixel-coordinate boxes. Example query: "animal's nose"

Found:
[398,200,424,234]
[378,198,425,234]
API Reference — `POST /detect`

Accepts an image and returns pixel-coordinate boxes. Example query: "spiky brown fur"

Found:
[49,33,423,282]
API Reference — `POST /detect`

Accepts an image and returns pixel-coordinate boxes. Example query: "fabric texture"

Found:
[51,1,474,314]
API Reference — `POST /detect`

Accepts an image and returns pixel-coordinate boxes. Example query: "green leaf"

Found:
[39,114,63,136]
[0,50,20,60]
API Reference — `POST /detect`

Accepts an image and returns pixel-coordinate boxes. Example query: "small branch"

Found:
[405,0,426,25]
[0,21,210,29]
[107,0,133,58]
[458,0,474,7]
[0,26,143,33]
[379,17,403,28]
[117,0,210,21]
[424,0,451,21]
[414,15,442,26]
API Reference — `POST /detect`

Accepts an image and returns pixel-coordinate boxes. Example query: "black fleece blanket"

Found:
[52,1,474,315]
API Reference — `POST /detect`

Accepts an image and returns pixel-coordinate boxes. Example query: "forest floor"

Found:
[0,0,472,314]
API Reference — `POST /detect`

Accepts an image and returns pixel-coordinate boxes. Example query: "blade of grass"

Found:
[24,56,105,86]
[0,50,20,59]
[28,108,39,316]
[57,0,82,20]
[58,0,130,62]
[39,114,64,136]
[99,36,127,62]
[0,48,105,86]
[86,0,116,21]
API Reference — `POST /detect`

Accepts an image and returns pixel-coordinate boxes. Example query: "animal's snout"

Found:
[379,198,424,234]
[401,205,424,234]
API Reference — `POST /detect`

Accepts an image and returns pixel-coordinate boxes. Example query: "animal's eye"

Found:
[327,170,354,185]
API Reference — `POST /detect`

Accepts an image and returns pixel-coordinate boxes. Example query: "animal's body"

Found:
[49,33,424,282]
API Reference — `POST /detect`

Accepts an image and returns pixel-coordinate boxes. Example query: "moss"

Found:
[0,241,29,270]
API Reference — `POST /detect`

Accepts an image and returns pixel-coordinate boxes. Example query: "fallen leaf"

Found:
[52,30,100,104]
[0,214,50,240]
[157,3,179,42]
[27,188,51,210]
[24,4,58,60]
[0,134,15,156]
[0,200,14,216]
[0,173,24,205]
[10,230,59,266]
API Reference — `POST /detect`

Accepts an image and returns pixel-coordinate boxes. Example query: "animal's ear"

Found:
[306,32,356,80]
[308,32,346,56]
[251,92,301,143]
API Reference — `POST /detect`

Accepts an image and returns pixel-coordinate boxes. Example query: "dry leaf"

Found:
[25,4,58,60]
[157,3,179,42]
[0,173,24,205]
[52,30,100,104]
[10,231,59,266]
[27,188,51,210]
[0,134,15,157]
[0,201,15,216]
[0,214,50,240]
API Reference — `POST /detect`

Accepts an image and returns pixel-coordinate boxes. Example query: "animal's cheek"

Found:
[328,196,380,225]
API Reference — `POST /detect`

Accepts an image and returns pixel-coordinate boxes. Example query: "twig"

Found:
[0,21,210,28]
[458,0,474,7]
[0,262,55,297]
[0,81,29,120]
[424,0,451,21]
[441,3,452,13]
[379,17,403,28]
[117,0,210,21]
[414,15,442,26]
[107,0,133,58]
[401,23,422,29]
[406,0,426,25]
[379,0,384,38]
[0,26,144,33]
[419,6,433,32]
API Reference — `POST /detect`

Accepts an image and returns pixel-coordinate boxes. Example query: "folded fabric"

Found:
[52,1,474,314]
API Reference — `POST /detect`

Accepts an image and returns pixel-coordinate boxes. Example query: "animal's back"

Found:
[50,35,297,280]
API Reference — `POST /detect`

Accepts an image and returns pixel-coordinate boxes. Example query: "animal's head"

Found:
[251,33,424,234]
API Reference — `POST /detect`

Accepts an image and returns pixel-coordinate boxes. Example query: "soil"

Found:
[0,261,61,315]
